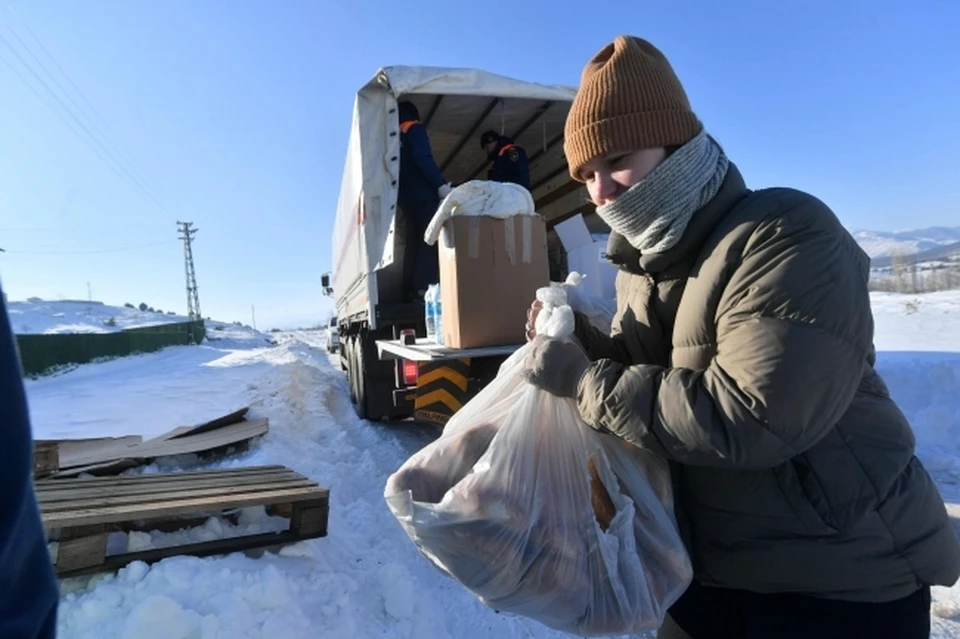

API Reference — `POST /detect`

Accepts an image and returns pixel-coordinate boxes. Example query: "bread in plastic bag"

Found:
[384,289,693,636]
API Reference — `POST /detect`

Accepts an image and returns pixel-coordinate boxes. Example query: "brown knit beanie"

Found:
[564,36,702,181]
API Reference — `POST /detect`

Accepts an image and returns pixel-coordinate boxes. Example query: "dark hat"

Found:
[398,100,420,122]
[564,36,701,181]
[479,130,501,148]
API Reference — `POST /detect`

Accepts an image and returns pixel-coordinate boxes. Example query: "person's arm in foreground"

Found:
[0,284,59,638]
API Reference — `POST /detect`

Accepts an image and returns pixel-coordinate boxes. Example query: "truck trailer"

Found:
[322,66,594,425]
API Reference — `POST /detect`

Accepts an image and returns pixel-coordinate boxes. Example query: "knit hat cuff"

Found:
[565,110,702,181]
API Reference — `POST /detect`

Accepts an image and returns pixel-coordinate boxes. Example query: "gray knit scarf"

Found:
[596,129,729,254]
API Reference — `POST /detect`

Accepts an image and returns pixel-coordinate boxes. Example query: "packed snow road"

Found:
[20,293,960,638]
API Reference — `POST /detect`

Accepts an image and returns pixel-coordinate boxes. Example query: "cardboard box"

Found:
[553,213,618,301]
[439,214,549,349]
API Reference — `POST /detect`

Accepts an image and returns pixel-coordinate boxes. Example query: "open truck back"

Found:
[322,66,590,424]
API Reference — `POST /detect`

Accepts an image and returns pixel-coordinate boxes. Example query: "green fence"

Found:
[16,320,207,377]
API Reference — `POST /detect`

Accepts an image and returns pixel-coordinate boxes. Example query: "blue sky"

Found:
[0,0,957,328]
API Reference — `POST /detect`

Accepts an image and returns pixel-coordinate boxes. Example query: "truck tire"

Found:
[345,335,357,405]
[351,336,370,420]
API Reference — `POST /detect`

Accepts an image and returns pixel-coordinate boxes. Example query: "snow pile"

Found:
[7,296,273,347]
[17,292,960,638]
[8,298,192,334]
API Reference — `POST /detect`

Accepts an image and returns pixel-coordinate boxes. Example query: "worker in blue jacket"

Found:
[0,284,59,638]
[480,130,530,190]
[397,100,452,302]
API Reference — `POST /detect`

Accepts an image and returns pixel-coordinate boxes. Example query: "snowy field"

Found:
[8,298,196,334]
[19,291,960,638]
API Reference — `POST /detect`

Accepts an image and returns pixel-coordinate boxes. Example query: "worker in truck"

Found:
[480,130,530,190]
[523,35,958,639]
[397,100,452,302]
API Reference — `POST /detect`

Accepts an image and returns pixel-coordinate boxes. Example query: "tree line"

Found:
[869,250,960,293]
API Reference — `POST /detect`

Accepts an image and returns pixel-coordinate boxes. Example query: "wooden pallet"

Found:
[36,465,329,577]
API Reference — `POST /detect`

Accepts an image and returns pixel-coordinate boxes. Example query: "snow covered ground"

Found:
[8,298,193,334]
[6,297,266,339]
[19,291,960,638]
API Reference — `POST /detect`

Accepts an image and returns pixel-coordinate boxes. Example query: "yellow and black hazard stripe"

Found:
[414,358,471,426]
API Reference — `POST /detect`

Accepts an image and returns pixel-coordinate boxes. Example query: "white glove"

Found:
[437,183,453,199]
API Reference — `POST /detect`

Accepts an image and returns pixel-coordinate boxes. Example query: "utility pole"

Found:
[251,304,256,331]
[176,221,202,326]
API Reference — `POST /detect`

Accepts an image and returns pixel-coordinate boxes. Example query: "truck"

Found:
[322,65,590,426]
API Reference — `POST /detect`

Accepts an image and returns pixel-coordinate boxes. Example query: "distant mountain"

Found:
[849,226,960,260]
[869,240,960,270]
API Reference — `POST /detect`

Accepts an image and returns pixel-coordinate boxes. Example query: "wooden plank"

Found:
[42,485,329,529]
[36,466,297,494]
[34,441,60,477]
[37,474,314,505]
[50,408,253,471]
[35,470,304,501]
[151,426,194,441]
[36,465,290,489]
[60,524,108,541]
[50,459,140,479]
[54,436,144,469]
[164,406,250,440]
[56,526,107,573]
[121,419,268,457]
[51,420,269,478]
[149,407,251,443]
[40,478,319,511]
[291,499,329,537]
[54,530,303,579]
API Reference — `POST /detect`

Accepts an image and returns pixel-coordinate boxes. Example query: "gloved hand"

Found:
[437,183,453,199]
[524,299,543,342]
[522,335,590,398]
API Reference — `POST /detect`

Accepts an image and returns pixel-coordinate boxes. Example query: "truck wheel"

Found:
[352,336,370,420]
[346,336,357,405]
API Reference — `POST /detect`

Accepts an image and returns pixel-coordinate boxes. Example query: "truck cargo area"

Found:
[325,66,603,425]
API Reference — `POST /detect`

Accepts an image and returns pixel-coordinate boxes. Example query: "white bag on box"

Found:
[384,290,693,636]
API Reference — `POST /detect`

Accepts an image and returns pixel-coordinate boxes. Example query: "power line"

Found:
[0,28,171,218]
[3,22,152,194]
[0,223,173,233]
[4,5,154,186]
[3,239,178,255]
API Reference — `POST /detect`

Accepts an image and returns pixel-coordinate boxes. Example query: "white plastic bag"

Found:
[558,272,617,335]
[423,179,537,247]
[384,294,693,636]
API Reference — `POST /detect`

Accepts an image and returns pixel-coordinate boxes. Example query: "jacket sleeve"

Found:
[573,311,632,365]
[576,199,870,469]
[407,125,446,189]
[0,289,59,637]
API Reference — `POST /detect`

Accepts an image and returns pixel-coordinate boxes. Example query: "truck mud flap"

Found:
[414,358,471,427]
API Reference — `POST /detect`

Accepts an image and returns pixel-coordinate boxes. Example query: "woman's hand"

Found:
[525,300,543,342]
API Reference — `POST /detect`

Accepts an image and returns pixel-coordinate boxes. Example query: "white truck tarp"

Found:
[332,65,578,324]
